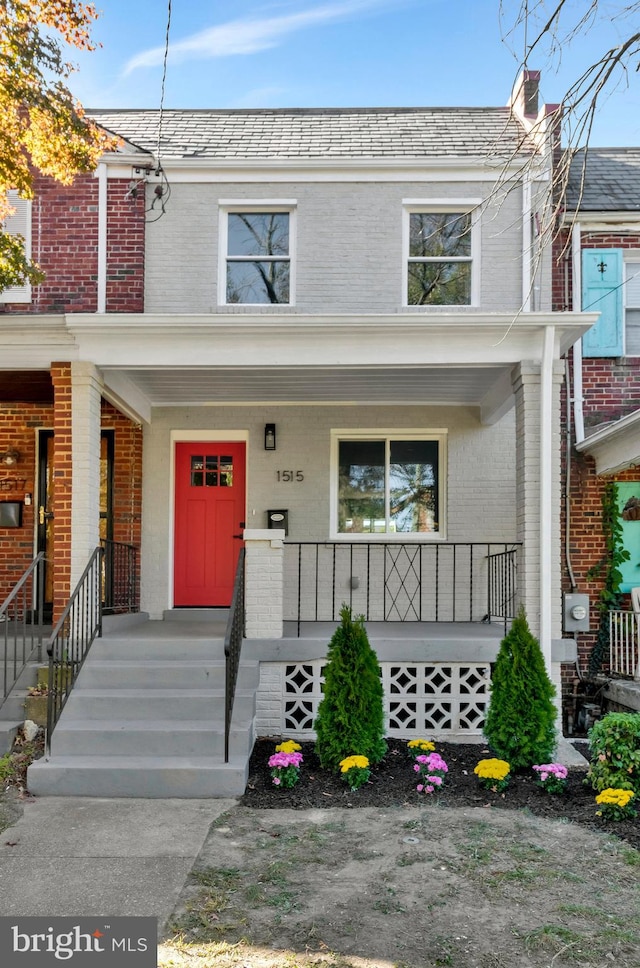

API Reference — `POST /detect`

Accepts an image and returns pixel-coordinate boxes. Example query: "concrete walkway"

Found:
[0,796,237,934]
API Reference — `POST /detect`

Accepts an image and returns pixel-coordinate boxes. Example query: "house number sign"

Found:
[276,470,304,482]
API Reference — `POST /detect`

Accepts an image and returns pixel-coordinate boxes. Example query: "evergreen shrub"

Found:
[483,608,557,770]
[314,605,387,772]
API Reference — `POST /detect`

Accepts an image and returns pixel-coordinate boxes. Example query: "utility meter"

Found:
[563,593,590,632]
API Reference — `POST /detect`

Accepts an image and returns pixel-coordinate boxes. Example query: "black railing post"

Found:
[224,549,246,763]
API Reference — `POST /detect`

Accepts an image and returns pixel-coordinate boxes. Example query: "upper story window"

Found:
[582,248,640,357]
[404,203,479,307]
[331,430,446,540]
[0,190,32,304]
[219,202,295,305]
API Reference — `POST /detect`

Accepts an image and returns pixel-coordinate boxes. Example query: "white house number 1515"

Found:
[276,470,304,482]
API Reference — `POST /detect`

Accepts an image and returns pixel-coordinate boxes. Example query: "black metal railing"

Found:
[224,549,246,763]
[46,546,103,753]
[1,553,46,706]
[487,547,519,630]
[101,539,139,614]
[285,542,521,636]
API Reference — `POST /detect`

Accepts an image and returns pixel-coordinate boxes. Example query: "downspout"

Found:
[97,162,107,314]
[522,175,532,311]
[571,222,585,444]
[540,325,555,673]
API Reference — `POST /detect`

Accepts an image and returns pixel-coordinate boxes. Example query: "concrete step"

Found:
[163,608,230,623]
[0,689,30,723]
[0,721,22,754]
[50,718,254,758]
[27,754,249,798]
[75,659,245,690]
[91,639,228,661]
[61,687,255,721]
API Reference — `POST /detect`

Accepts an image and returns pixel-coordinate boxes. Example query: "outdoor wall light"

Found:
[0,448,20,467]
[264,424,276,451]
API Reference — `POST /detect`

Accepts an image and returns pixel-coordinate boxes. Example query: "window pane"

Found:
[338,440,385,533]
[227,213,289,257]
[408,261,471,305]
[626,308,640,355]
[227,261,290,304]
[389,440,439,533]
[409,213,471,258]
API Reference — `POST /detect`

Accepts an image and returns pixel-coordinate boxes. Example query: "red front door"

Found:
[174,442,246,606]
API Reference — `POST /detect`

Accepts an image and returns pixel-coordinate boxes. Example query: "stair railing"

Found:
[45,546,103,754]
[1,553,46,705]
[224,549,246,763]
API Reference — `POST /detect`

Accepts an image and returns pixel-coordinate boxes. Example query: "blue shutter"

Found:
[582,249,623,357]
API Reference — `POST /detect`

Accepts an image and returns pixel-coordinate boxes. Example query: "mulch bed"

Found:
[242,738,640,850]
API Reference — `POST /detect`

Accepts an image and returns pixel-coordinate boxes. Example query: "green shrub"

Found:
[482,608,557,770]
[587,712,640,795]
[314,605,387,772]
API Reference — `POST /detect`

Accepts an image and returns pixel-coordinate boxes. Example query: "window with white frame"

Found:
[219,203,294,305]
[332,432,446,537]
[0,190,32,304]
[404,204,478,306]
[625,258,640,355]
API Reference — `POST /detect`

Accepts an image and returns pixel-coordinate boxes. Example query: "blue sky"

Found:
[69,0,640,145]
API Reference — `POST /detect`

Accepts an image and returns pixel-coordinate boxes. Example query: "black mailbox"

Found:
[267,509,288,535]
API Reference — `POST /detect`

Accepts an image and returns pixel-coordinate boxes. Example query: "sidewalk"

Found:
[0,796,237,934]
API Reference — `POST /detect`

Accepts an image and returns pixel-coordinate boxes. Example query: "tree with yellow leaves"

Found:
[0,1,118,291]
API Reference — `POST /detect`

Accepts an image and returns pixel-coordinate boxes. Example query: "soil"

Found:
[241,738,640,850]
[165,741,640,968]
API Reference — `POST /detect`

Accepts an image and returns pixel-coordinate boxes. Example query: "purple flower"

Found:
[416,784,424,792]
[272,777,281,785]
[413,763,420,772]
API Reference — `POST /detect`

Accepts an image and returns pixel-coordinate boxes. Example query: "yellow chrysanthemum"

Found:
[474,758,510,781]
[595,788,635,807]
[339,755,370,773]
[275,740,302,753]
[407,739,435,752]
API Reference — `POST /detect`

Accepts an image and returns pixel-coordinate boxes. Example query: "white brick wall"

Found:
[145,180,526,315]
[71,361,103,585]
[244,530,284,639]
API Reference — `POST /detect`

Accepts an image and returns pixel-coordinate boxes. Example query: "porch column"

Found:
[243,529,284,639]
[70,361,103,588]
[512,357,564,671]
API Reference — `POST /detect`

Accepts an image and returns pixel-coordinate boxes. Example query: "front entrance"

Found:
[173,442,246,607]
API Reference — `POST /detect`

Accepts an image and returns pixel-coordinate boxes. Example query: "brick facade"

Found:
[554,228,640,691]
[0,172,145,315]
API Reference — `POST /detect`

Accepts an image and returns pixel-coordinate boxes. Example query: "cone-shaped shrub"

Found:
[314,605,387,772]
[483,608,557,770]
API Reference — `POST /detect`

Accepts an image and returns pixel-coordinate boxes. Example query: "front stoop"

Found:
[27,618,258,798]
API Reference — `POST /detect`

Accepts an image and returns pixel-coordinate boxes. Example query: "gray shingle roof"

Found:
[565,147,640,211]
[87,107,532,162]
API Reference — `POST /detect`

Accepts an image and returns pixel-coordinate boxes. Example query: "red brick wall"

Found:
[555,229,640,693]
[0,172,145,315]
[101,401,143,549]
[51,364,72,620]
[0,403,52,602]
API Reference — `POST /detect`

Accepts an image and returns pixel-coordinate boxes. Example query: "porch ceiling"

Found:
[106,364,510,407]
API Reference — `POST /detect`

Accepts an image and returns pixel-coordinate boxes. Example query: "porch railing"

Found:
[285,541,520,635]
[0,553,46,705]
[609,610,640,679]
[46,546,103,753]
[101,539,139,615]
[224,548,246,763]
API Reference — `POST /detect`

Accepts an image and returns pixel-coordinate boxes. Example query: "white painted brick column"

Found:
[70,361,103,588]
[244,529,285,639]
[512,359,564,667]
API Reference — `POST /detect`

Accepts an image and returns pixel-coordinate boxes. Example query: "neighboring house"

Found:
[0,72,595,787]
[556,147,640,722]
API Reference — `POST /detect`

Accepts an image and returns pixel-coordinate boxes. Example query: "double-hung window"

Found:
[219,202,295,305]
[625,257,640,355]
[404,202,479,306]
[0,190,33,304]
[332,431,446,538]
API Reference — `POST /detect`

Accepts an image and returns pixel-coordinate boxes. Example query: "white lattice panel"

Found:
[268,661,490,739]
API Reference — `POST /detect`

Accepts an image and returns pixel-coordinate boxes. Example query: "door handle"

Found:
[233,533,243,539]
[39,506,54,525]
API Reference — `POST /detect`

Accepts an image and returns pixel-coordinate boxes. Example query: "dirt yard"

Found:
[162,802,640,968]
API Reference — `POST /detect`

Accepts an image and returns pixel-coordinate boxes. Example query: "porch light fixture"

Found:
[264,424,276,451]
[0,448,20,467]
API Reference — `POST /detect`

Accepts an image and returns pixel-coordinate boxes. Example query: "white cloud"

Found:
[123,0,400,75]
